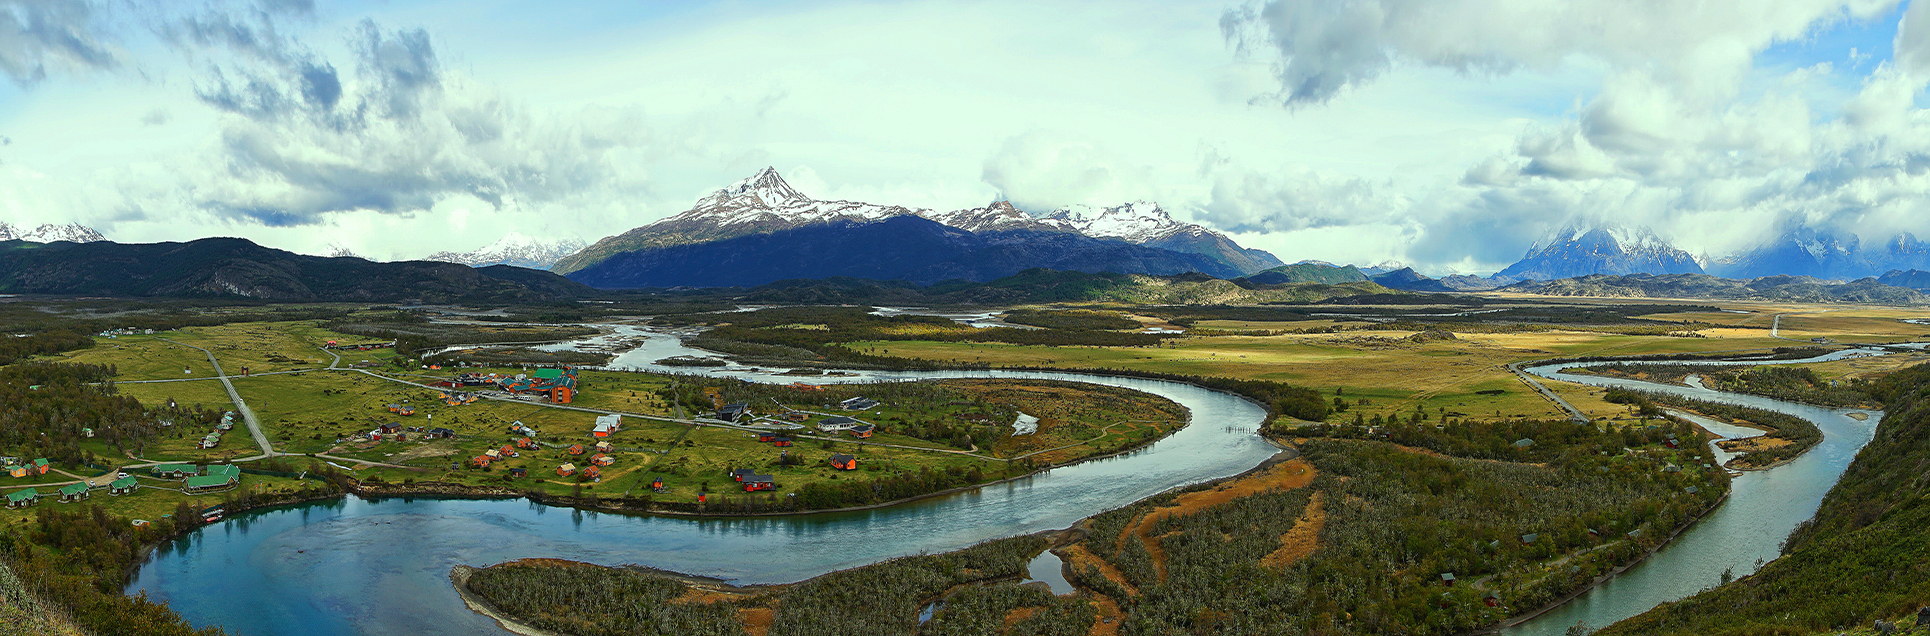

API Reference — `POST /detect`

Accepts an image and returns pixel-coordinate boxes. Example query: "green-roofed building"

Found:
[6,488,38,508]
[184,474,237,492]
[153,464,199,478]
[30,458,48,475]
[207,464,241,478]
[532,368,564,380]
[57,482,89,502]
[109,476,139,495]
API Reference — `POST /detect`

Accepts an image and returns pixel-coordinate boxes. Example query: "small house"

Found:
[817,416,858,432]
[398,407,415,417]
[6,488,38,508]
[757,433,778,443]
[729,468,756,482]
[378,423,403,434]
[591,454,614,466]
[839,397,878,410]
[829,454,858,471]
[516,437,537,449]
[428,427,457,439]
[567,444,585,456]
[1439,572,1455,587]
[7,466,26,478]
[594,441,613,453]
[742,475,775,492]
[152,464,199,479]
[207,465,241,480]
[387,404,403,413]
[581,465,601,480]
[498,445,519,458]
[57,482,89,503]
[592,414,622,437]
[848,424,875,439]
[1520,533,1539,545]
[557,463,577,476]
[717,403,752,422]
[183,474,237,493]
[484,449,501,459]
[772,436,793,447]
[31,459,49,475]
[507,467,527,478]
[472,456,493,468]
[651,478,666,493]
[1483,593,1501,608]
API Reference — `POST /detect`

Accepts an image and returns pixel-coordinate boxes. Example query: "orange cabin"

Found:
[471,456,492,468]
[829,454,858,471]
[516,437,536,449]
[567,444,585,455]
[581,465,601,479]
[498,445,518,457]
[556,463,576,476]
[591,454,614,466]
[398,408,415,416]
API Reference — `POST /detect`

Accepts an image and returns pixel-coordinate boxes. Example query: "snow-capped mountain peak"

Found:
[425,232,587,270]
[699,166,811,209]
[1041,201,1197,243]
[0,222,107,243]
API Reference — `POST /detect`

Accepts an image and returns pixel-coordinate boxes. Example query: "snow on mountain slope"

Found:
[1496,222,1703,280]
[553,168,1281,275]
[0,222,106,243]
[426,233,588,270]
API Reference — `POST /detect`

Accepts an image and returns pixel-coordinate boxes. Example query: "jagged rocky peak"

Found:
[1497,220,1702,280]
[1043,201,1189,242]
[698,167,811,209]
[0,222,107,243]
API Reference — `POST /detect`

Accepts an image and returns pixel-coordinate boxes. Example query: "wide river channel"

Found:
[127,325,1895,635]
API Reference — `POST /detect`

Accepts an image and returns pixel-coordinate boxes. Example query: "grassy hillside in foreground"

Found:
[1601,362,1930,635]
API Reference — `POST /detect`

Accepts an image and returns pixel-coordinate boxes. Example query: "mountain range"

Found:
[565,215,1250,288]
[0,238,591,302]
[1497,224,1704,281]
[0,223,106,244]
[426,233,587,270]
[550,168,1281,279]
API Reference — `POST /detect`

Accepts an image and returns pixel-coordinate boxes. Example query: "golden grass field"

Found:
[851,302,1930,424]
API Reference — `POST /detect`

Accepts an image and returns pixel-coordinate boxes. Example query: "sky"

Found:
[2,0,1929,275]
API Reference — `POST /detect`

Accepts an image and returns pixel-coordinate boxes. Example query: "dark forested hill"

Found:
[0,238,593,302]
[1600,363,1930,635]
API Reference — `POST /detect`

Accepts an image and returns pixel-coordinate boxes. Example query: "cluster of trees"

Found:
[918,582,1094,636]
[769,536,1048,636]
[1601,362,1930,635]
[0,507,219,636]
[1644,393,1822,467]
[0,330,93,366]
[788,465,988,510]
[1285,416,1695,464]
[1073,432,1724,636]
[1586,362,1874,408]
[0,362,164,465]
[464,562,740,636]
[1000,308,1141,331]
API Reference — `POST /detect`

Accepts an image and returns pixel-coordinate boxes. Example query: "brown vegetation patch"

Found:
[1716,435,1794,453]
[1059,544,1136,597]
[1118,459,1318,582]
[1259,491,1326,569]
[738,607,774,636]
[1087,594,1124,636]
[1003,606,1045,630]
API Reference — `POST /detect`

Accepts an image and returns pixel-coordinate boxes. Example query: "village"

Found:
[0,319,1183,522]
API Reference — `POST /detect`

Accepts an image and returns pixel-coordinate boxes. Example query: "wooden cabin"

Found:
[378,423,403,434]
[472,456,493,468]
[581,465,601,480]
[31,459,48,475]
[507,468,527,478]
[57,482,89,503]
[756,433,777,442]
[729,468,756,482]
[109,476,139,495]
[591,454,615,466]
[152,464,199,479]
[6,488,38,508]
[387,404,402,413]
[772,437,793,447]
[1439,573,1455,587]
[829,454,858,471]
[516,437,537,449]
[567,444,585,455]
[398,407,415,417]
[483,449,501,459]
[556,463,576,476]
[848,424,875,439]
[594,441,613,453]
[498,445,519,458]
[742,475,775,492]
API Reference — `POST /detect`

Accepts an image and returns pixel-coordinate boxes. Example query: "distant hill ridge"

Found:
[0,238,592,302]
